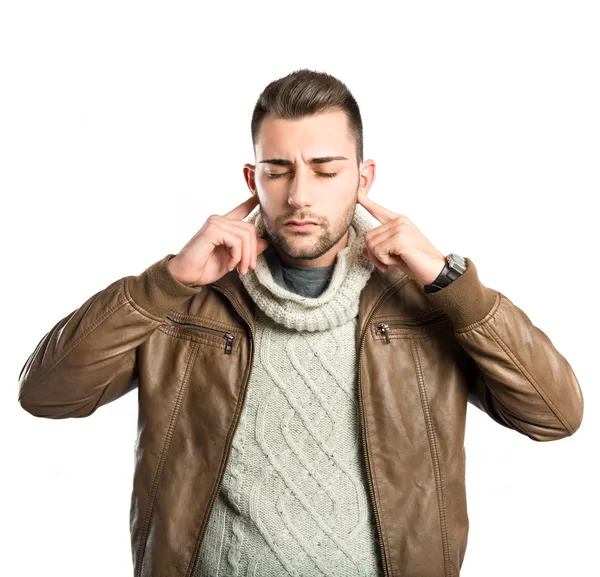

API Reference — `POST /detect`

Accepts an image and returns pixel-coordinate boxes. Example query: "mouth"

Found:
[285,222,318,231]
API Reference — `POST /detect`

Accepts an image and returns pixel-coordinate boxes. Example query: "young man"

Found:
[18,69,584,577]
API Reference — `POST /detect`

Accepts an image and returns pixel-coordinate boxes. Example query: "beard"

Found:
[259,180,359,263]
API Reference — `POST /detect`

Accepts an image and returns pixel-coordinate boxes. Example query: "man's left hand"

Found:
[357,191,447,285]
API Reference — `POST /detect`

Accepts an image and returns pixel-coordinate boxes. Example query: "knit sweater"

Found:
[192,204,384,576]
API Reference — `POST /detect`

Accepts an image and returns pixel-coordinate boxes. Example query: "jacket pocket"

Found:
[163,313,238,355]
[375,313,452,343]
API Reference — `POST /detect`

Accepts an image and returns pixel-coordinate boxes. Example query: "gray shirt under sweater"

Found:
[263,244,336,297]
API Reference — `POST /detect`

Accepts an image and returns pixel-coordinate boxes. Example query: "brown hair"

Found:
[251,68,364,164]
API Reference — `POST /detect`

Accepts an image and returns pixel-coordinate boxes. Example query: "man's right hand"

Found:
[167,195,269,287]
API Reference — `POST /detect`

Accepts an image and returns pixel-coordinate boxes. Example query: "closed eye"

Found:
[267,172,338,179]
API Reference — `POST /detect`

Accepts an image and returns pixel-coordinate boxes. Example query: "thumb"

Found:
[257,237,269,255]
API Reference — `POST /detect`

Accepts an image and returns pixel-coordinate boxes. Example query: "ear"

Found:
[358,159,376,197]
[243,163,257,195]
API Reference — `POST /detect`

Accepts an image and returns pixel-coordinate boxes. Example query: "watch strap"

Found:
[424,254,466,293]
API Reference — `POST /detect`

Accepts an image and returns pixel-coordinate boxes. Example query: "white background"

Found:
[2,1,598,576]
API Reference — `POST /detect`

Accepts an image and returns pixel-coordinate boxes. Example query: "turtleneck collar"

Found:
[238,203,377,332]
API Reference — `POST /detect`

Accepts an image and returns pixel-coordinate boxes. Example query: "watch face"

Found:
[448,253,467,273]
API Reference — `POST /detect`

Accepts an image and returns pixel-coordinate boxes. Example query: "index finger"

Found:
[223,194,260,220]
[357,190,398,224]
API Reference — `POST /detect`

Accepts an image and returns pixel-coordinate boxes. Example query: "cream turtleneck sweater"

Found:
[193,204,384,577]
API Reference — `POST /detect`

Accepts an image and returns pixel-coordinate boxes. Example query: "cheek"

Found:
[258,175,289,198]
[336,172,358,192]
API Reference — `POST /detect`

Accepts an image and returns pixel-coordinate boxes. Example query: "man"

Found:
[18,69,584,577]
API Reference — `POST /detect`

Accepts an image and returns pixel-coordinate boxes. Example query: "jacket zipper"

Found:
[184,286,255,577]
[377,315,446,344]
[358,279,409,577]
[165,315,235,354]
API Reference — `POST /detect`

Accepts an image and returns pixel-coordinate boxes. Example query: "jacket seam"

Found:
[124,276,169,323]
[363,378,394,577]
[360,277,410,577]
[412,341,452,577]
[482,322,573,436]
[18,297,130,401]
[135,342,200,577]
[168,310,243,334]
[455,291,501,334]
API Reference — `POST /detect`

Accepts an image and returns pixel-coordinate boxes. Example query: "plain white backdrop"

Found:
[2,1,598,575]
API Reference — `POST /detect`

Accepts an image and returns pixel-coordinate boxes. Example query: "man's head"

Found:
[243,69,376,268]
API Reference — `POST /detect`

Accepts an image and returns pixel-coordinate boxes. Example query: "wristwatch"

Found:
[423,253,467,293]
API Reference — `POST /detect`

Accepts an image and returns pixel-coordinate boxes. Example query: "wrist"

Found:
[424,260,450,293]
[423,253,467,293]
[167,255,190,286]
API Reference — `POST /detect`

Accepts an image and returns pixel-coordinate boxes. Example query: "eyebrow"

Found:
[258,156,348,166]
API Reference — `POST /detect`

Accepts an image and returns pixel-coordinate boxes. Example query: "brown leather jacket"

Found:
[18,253,584,577]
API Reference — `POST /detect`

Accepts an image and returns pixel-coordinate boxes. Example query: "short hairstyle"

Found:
[251,68,364,164]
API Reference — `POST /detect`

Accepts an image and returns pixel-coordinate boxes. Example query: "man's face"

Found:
[243,108,375,267]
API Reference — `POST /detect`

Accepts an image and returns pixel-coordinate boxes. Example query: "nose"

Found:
[287,165,315,209]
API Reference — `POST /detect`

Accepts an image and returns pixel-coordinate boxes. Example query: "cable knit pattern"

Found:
[193,205,383,577]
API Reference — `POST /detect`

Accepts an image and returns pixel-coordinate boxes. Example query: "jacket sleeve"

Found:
[423,258,584,442]
[18,254,204,419]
